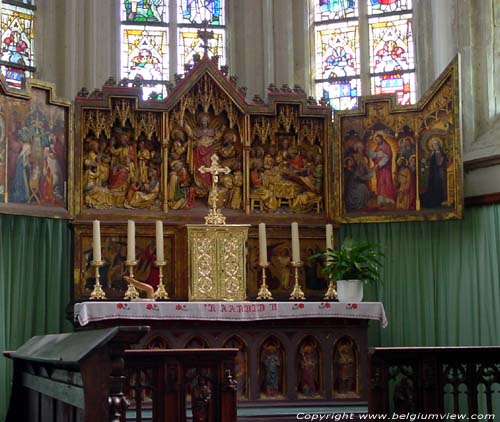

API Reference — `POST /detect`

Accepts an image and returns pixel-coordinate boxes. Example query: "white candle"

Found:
[326,224,333,250]
[258,223,268,266]
[156,220,165,262]
[291,222,300,263]
[92,220,101,262]
[127,220,135,262]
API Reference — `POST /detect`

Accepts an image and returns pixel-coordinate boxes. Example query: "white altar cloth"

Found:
[75,301,388,328]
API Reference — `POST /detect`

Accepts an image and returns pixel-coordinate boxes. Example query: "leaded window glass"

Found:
[176,0,226,74]
[120,0,226,100]
[0,0,36,89]
[314,0,415,110]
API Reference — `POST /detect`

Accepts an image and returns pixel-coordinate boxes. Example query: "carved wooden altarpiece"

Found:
[72,55,333,303]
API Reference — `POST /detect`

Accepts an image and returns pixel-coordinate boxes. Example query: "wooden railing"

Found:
[369,347,500,416]
[124,348,238,422]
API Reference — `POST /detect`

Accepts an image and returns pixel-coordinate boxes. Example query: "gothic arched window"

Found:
[0,0,36,89]
[314,0,415,110]
[120,0,226,100]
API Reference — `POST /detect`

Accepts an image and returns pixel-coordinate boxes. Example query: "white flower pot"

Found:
[336,280,363,302]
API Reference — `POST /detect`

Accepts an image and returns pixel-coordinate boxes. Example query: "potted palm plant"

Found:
[321,238,384,302]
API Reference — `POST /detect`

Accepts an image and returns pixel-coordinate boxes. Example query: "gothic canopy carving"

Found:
[74,56,333,222]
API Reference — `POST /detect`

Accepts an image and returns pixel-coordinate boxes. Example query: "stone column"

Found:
[35,0,119,99]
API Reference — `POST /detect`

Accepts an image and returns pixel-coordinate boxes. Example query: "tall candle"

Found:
[92,220,101,262]
[127,220,135,262]
[156,220,165,262]
[258,223,268,266]
[326,224,333,250]
[291,222,300,263]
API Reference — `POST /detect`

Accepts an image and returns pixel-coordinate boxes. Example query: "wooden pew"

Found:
[368,346,500,416]
[124,348,238,422]
[4,326,149,422]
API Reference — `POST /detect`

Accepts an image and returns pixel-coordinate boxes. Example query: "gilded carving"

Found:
[167,74,244,211]
[75,58,332,218]
[250,107,325,214]
[191,230,217,298]
[81,99,162,210]
[187,225,248,301]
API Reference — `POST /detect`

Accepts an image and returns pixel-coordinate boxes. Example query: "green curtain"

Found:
[0,215,72,422]
[1,205,500,419]
[340,203,500,347]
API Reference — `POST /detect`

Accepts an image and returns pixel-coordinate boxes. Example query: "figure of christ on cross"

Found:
[199,154,231,225]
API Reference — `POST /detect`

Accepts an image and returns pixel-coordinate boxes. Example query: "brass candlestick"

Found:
[289,261,306,300]
[324,278,337,300]
[154,260,169,300]
[124,260,140,300]
[90,260,106,300]
[257,263,273,300]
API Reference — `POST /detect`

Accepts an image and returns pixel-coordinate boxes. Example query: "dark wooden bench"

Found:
[4,326,149,422]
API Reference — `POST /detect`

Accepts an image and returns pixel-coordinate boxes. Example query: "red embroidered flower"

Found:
[298,303,305,309]
[176,304,182,311]
[146,303,154,310]
[351,304,358,309]
[325,303,331,309]
[117,303,124,310]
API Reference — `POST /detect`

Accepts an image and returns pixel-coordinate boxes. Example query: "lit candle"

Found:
[291,222,300,263]
[127,220,135,262]
[326,224,333,250]
[92,220,101,262]
[156,220,164,262]
[258,223,268,266]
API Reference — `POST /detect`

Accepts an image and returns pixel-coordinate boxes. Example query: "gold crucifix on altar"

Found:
[199,153,231,225]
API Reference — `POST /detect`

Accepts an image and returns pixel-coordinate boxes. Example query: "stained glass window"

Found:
[316,24,360,80]
[313,0,415,110]
[316,79,361,110]
[315,0,358,21]
[176,0,226,73]
[120,0,226,99]
[178,0,224,25]
[177,28,225,73]
[0,0,36,89]
[368,0,412,15]
[122,0,167,23]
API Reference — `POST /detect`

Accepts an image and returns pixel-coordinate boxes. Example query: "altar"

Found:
[74,301,387,418]
[58,48,401,421]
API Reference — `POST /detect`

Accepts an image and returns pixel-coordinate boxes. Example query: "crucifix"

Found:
[198,19,215,57]
[199,154,231,225]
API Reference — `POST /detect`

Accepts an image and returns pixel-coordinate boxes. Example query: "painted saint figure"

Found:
[10,142,31,203]
[368,133,396,206]
[422,138,448,208]
[299,342,319,396]
[261,341,282,397]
